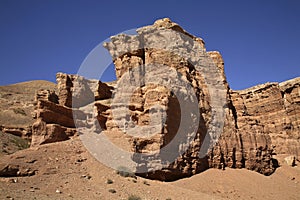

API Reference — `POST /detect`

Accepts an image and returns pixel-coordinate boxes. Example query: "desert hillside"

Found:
[0,80,56,127]
[0,80,56,157]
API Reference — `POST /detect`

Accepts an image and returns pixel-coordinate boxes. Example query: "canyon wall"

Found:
[30,18,300,181]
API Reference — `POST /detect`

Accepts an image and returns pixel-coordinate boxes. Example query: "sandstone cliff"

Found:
[230,78,300,158]
[28,18,299,181]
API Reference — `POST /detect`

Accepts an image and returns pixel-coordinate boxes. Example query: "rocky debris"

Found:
[31,119,76,146]
[285,156,296,167]
[55,189,62,194]
[0,136,299,200]
[0,161,36,177]
[0,126,31,139]
[80,174,92,180]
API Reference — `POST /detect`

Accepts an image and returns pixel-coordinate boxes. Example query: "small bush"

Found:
[108,189,116,193]
[106,179,113,184]
[11,137,30,149]
[128,194,141,200]
[13,108,26,116]
[143,180,150,186]
[116,166,136,179]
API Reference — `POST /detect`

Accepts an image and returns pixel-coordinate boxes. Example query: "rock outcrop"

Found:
[29,18,300,181]
[230,78,300,158]
[103,18,279,180]
[31,74,113,146]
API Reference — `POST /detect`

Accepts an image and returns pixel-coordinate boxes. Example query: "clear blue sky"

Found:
[0,0,299,90]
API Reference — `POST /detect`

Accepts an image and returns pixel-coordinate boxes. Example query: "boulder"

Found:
[31,119,76,147]
[36,100,85,128]
[285,156,296,166]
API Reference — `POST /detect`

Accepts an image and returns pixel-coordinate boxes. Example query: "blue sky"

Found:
[0,0,299,90]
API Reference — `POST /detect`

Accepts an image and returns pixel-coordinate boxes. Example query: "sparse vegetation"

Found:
[11,136,30,149]
[106,179,113,184]
[116,166,136,179]
[0,131,30,156]
[128,194,142,200]
[143,180,150,186]
[108,189,116,193]
[13,108,27,116]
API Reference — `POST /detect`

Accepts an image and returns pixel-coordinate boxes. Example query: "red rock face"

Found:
[231,79,300,159]
[103,18,280,180]
[30,18,300,181]
[31,74,113,147]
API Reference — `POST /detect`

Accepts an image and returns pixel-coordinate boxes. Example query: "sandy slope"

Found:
[0,137,299,200]
[0,131,30,156]
[172,166,300,200]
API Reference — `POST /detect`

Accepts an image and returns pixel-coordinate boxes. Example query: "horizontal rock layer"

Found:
[31,75,113,147]
[231,78,300,158]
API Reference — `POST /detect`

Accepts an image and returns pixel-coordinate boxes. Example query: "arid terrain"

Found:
[1,18,300,200]
[1,66,299,200]
[0,80,56,128]
[0,134,300,200]
[1,136,300,200]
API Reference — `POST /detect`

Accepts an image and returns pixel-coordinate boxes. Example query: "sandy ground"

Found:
[0,137,299,200]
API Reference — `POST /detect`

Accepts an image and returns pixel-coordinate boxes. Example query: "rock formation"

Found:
[230,78,300,158]
[30,73,113,147]
[27,18,300,181]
